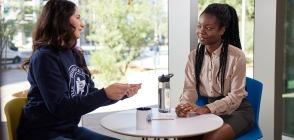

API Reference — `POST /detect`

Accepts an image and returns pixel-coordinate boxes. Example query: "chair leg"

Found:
[147,138,174,140]
[152,138,170,140]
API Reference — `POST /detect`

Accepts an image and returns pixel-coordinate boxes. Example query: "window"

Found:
[283,0,294,138]
[80,0,169,113]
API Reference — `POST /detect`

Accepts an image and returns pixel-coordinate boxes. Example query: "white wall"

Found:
[169,0,193,108]
[190,0,199,51]
[254,0,281,139]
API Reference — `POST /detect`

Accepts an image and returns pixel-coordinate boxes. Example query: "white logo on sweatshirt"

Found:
[68,65,89,97]
[76,77,86,94]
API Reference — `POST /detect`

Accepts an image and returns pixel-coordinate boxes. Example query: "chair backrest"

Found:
[196,92,208,106]
[245,77,263,123]
[196,77,263,123]
[4,97,27,140]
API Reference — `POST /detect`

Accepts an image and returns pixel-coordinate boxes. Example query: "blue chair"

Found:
[196,77,263,140]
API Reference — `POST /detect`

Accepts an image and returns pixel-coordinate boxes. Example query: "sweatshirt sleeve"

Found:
[30,52,118,119]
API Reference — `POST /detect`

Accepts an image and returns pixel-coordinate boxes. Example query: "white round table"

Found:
[100,108,223,138]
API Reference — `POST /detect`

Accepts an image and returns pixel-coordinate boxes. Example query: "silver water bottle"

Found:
[158,73,174,113]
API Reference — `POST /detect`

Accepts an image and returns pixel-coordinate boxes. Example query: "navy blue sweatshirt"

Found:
[17,48,124,140]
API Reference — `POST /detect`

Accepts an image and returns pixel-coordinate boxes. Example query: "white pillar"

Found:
[255,0,283,139]
[241,0,246,51]
[169,0,191,108]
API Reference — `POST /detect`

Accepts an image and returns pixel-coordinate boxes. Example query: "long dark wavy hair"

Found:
[22,0,89,74]
[195,3,242,94]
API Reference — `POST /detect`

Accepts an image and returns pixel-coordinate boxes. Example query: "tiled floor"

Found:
[1,122,8,140]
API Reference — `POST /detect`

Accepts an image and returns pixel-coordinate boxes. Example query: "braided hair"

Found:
[195,3,242,94]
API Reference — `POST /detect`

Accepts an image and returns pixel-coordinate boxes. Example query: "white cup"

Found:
[136,107,152,130]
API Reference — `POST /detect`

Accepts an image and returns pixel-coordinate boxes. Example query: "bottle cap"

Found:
[158,73,174,82]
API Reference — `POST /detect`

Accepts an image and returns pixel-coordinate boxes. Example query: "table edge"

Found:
[100,121,223,138]
[99,109,224,138]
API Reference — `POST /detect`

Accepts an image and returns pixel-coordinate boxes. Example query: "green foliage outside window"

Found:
[89,48,122,87]
[24,6,33,14]
[80,0,167,85]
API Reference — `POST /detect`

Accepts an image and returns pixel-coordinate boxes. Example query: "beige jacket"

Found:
[179,44,247,115]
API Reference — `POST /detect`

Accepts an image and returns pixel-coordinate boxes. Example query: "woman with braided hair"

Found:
[175,3,254,140]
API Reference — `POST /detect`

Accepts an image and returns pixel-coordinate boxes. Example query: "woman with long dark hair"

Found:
[175,3,254,140]
[18,0,141,139]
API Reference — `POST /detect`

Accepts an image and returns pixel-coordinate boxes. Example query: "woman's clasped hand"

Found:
[176,103,211,117]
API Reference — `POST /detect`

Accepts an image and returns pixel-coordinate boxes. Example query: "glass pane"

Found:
[79,0,168,113]
[198,0,255,78]
[283,0,294,138]
[0,0,168,123]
